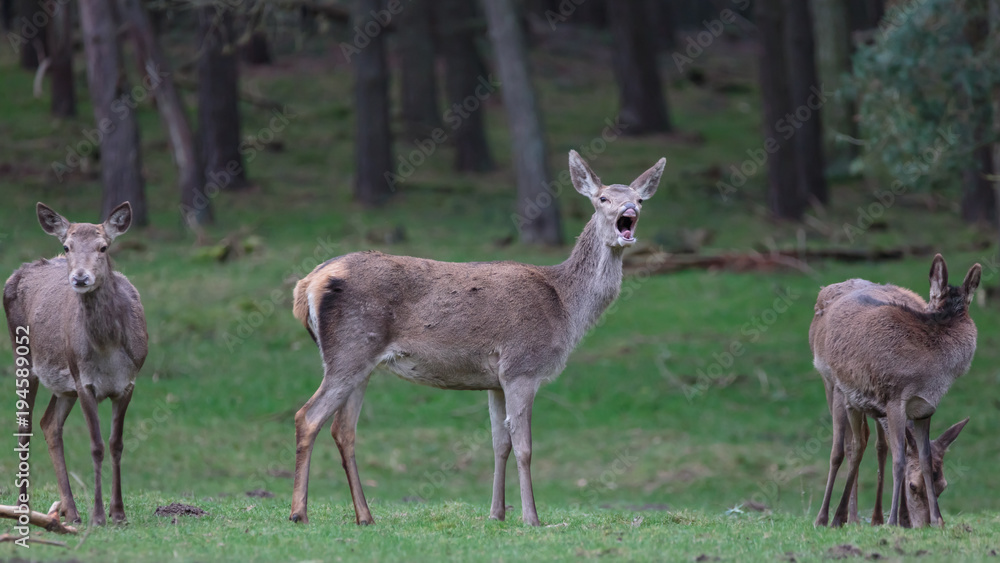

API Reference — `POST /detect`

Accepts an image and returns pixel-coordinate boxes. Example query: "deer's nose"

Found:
[71,271,90,286]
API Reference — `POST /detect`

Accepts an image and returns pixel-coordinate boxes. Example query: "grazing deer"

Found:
[289,151,664,526]
[809,254,979,527]
[814,381,968,527]
[3,203,147,525]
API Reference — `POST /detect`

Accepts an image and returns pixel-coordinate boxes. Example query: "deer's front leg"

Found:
[39,394,79,523]
[488,389,511,521]
[108,384,134,524]
[502,382,539,526]
[75,381,107,526]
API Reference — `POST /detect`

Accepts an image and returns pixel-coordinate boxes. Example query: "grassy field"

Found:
[1,27,999,562]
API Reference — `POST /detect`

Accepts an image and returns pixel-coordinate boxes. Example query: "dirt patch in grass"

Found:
[154,503,207,517]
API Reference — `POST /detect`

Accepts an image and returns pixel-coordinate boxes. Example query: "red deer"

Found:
[289,151,664,525]
[4,203,147,525]
[810,255,979,527]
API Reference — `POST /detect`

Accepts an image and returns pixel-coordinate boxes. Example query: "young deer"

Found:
[814,380,968,527]
[289,151,664,526]
[810,254,979,527]
[3,203,147,525]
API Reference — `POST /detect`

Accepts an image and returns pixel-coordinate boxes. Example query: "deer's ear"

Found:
[37,202,69,240]
[929,254,948,301]
[104,201,133,241]
[934,417,969,452]
[568,150,602,198]
[630,157,666,200]
[963,264,982,304]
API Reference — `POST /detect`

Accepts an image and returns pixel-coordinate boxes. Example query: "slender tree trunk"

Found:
[397,0,441,140]
[354,0,394,206]
[607,0,671,135]
[989,0,1000,245]
[118,0,209,227]
[15,0,44,69]
[812,0,856,174]
[2,0,13,32]
[198,6,249,192]
[483,0,563,245]
[435,0,494,172]
[757,0,803,220]
[959,0,997,224]
[48,0,75,117]
[784,0,827,205]
[79,0,148,225]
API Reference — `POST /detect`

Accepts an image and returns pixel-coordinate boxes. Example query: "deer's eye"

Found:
[62,245,69,253]
[599,197,608,203]
[100,246,108,253]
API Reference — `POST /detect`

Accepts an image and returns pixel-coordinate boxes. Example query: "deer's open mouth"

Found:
[616,208,637,242]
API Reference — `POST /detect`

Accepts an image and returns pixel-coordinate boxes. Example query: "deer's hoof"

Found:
[814,516,828,528]
[290,512,308,524]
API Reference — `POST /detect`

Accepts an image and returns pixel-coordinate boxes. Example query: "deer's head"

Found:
[568,151,665,248]
[37,202,133,294]
[903,417,969,527]
[928,254,981,314]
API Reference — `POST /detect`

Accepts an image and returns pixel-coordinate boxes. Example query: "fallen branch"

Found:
[0,504,78,534]
[0,532,69,547]
[623,245,936,276]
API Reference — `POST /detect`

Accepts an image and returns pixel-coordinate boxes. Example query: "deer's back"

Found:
[810,279,974,412]
[3,257,147,399]
[294,251,574,389]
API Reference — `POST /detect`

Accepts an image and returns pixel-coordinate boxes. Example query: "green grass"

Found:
[1,30,1000,561]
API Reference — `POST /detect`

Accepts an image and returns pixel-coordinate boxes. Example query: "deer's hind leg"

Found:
[15,376,38,507]
[816,389,849,527]
[832,407,867,527]
[290,357,375,525]
[330,377,373,525]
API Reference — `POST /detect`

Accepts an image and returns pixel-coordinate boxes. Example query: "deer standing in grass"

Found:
[3,203,147,525]
[810,254,979,527]
[289,151,664,526]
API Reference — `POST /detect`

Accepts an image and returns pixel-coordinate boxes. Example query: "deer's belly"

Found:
[380,351,501,390]
[33,353,136,401]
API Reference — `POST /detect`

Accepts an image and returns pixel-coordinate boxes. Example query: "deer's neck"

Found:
[76,272,127,348]
[551,217,624,344]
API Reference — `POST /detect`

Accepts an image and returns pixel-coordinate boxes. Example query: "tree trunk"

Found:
[990,0,1000,245]
[2,0,13,32]
[198,6,249,192]
[962,0,997,224]
[483,0,563,245]
[78,0,148,225]
[756,0,804,220]
[16,0,44,69]
[354,0,394,206]
[848,0,885,32]
[812,0,855,175]
[118,0,209,227]
[48,0,75,117]
[241,30,272,65]
[784,0,827,205]
[435,0,494,172]
[647,0,676,50]
[607,0,671,135]
[396,0,441,140]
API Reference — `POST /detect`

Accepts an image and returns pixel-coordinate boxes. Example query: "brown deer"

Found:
[814,381,968,527]
[288,151,664,526]
[809,254,979,527]
[3,202,147,526]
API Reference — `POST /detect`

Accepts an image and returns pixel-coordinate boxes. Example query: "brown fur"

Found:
[3,202,147,526]
[288,151,665,526]
[810,254,979,528]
